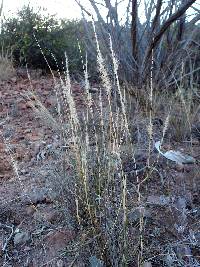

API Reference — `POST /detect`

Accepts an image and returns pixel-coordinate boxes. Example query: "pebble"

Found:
[14,231,30,246]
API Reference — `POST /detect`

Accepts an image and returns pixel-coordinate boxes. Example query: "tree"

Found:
[76,0,200,88]
[0,5,85,72]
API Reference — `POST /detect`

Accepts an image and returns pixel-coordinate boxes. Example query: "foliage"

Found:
[0,5,85,73]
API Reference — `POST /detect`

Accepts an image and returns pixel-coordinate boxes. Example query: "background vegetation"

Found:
[1,2,200,87]
[0,5,85,73]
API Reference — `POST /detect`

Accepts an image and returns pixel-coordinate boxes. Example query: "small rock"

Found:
[164,254,175,266]
[0,159,12,173]
[18,101,28,110]
[24,246,31,252]
[56,259,64,267]
[26,101,33,108]
[89,256,104,267]
[26,205,36,216]
[33,209,60,223]
[194,232,200,245]
[21,188,49,204]
[143,262,152,267]
[10,77,17,83]
[15,146,26,160]
[44,229,74,257]
[147,195,170,206]
[175,196,186,210]
[27,132,43,142]
[14,231,30,246]
[176,244,192,260]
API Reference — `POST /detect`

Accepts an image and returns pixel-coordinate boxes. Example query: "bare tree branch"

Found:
[144,0,197,63]
[74,0,93,17]
[131,0,138,62]
[88,0,105,22]
[190,12,200,24]
[191,5,200,13]
[151,0,163,34]
[177,0,187,41]
[104,0,119,26]
[0,0,3,17]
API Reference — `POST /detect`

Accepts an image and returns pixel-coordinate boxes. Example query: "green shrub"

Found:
[0,5,85,73]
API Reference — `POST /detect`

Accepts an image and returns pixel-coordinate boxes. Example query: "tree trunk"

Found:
[131,0,138,63]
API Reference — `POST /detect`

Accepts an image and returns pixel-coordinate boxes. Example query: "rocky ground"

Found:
[0,75,86,266]
[0,73,200,266]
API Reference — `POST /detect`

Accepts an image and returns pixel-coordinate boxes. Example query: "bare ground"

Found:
[0,75,200,266]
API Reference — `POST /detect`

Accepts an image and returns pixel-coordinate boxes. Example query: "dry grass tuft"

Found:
[0,48,15,81]
[23,30,200,266]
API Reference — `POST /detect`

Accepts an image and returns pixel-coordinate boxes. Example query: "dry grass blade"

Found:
[0,48,15,81]
[24,91,65,131]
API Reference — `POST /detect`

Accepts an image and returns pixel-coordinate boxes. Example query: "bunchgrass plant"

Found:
[24,23,200,267]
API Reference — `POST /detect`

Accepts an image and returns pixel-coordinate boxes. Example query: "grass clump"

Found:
[0,48,15,81]
[27,36,139,265]
[25,27,200,267]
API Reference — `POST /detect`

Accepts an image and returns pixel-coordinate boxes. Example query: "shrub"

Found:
[0,5,85,73]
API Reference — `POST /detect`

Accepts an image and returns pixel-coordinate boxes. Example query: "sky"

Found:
[3,0,83,19]
[2,0,129,21]
[1,0,150,24]
[1,0,200,23]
